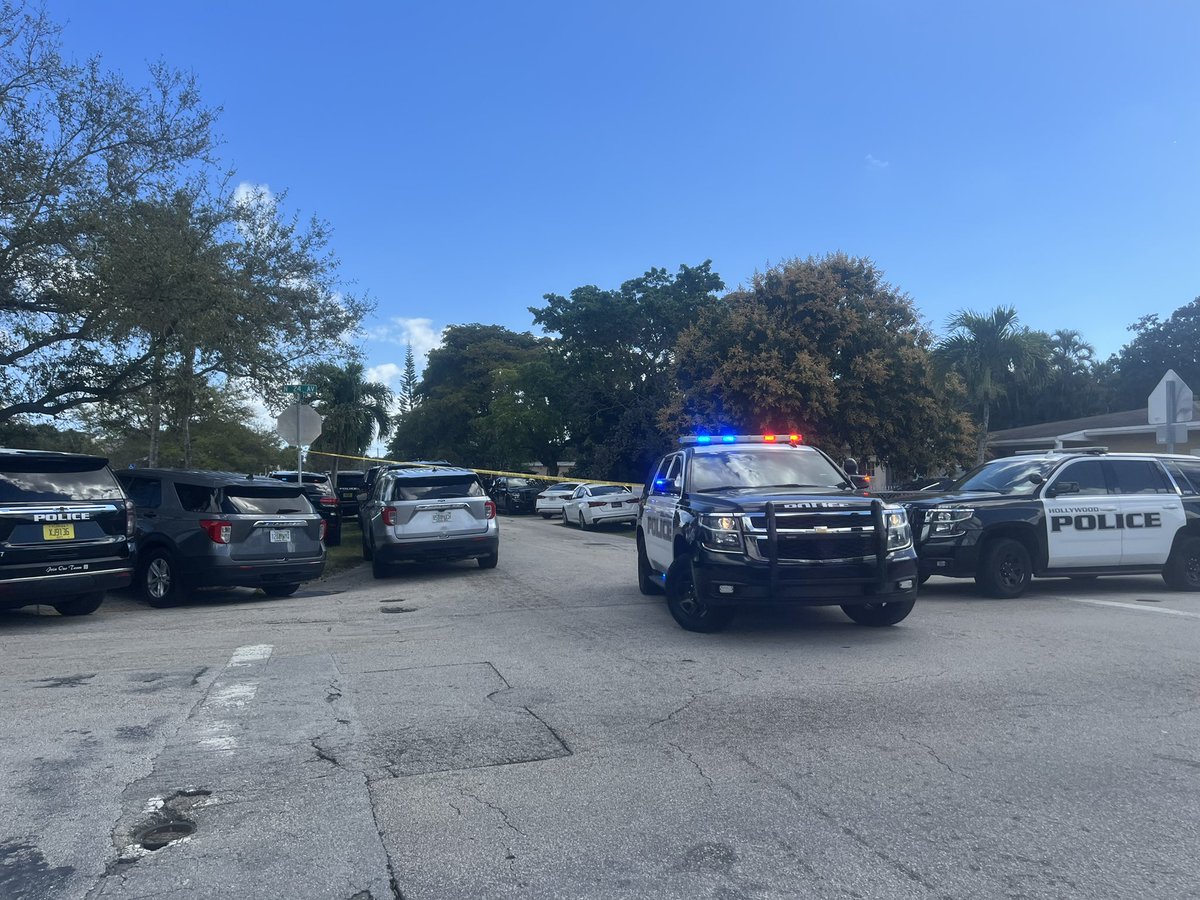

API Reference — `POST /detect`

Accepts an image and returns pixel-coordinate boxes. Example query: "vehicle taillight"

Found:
[200,519,232,544]
[587,501,607,508]
[320,496,339,507]
[319,519,327,542]
[484,500,496,520]
[124,499,136,537]
[381,506,397,526]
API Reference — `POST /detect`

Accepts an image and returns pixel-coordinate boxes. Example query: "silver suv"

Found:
[360,466,498,578]
[117,469,326,607]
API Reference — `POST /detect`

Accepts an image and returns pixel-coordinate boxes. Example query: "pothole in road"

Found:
[137,821,195,851]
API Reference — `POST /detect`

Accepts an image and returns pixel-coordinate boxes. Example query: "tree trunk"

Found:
[147,354,163,467]
[976,398,991,464]
[180,345,196,468]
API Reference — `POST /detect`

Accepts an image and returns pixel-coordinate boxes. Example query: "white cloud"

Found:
[233,181,274,208]
[364,316,443,372]
[365,362,403,390]
[865,154,889,170]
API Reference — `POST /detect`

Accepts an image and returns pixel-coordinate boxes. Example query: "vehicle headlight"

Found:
[927,506,974,537]
[884,506,913,551]
[700,514,743,552]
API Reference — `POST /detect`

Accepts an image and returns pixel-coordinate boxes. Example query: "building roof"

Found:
[989,403,1200,445]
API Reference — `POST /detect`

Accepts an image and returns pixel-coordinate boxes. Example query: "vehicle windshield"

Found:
[688,447,849,493]
[223,488,314,515]
[0,461,124,503]
[949,458,1058,495]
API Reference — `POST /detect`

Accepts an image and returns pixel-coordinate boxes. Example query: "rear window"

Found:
[388,476,485,501]
[590,485,627,496]
[222,487,312,513]
[336,472,365,488]
[0,460,124,503]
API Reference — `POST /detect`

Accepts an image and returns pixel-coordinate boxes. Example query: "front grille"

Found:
[745,507,880,562]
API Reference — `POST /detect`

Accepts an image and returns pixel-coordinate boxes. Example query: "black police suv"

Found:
[0,449,134,616]
[489,476,541,514]
[637,435,918,632]
[899,449,1200,598]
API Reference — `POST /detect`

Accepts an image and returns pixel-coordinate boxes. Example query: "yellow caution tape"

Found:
[303,450,640,490]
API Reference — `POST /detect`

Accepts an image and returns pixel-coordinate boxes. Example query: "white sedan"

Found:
[561,483,640,529]
[534,482,582,518]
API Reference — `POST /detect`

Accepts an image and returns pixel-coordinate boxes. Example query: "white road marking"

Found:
[1061,597,1200,619]
[228,644,273,666]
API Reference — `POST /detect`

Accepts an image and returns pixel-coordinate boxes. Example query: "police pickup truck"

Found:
[900,449,1200,598]
[636,435,918,632]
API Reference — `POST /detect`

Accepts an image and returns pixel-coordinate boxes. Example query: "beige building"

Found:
[988,404,1200,457]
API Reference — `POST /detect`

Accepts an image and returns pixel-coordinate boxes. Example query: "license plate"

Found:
[611,502,622,508]
[269,529,292,543]
[432,511,451,523]
[43,524,74,541]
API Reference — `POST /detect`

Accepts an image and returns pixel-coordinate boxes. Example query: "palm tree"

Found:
[934,306,1049,464]
[304,361,394,475]
[1048,328,1096,376]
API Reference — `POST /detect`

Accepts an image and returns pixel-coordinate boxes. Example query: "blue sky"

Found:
[53,1,1200,390]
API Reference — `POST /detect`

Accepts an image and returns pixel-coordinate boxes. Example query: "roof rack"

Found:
[1013,446,1107,456]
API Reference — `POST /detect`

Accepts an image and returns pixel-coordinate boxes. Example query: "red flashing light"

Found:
[790,433,802,443]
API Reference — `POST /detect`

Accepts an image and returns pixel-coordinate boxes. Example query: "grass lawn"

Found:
[325,520,365,576]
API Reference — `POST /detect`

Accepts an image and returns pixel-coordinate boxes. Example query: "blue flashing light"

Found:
[696,435,712,444]
[722,435,737,443]
[654,478,666,488]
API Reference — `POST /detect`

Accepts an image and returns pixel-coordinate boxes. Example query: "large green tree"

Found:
[531,262,725,481]
[667,254,975,477]
[304,361,393,474]
[1111,297,1200,409]
[934,306,1049,463]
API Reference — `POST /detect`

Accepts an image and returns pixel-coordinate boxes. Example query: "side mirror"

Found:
[843,457,860,476]
[1049,481,1079,497]
[850,474,871,490]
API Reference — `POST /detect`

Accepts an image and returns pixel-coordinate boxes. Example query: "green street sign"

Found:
[283,384,318,394]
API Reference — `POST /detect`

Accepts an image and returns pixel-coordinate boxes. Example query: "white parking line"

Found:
[1061,597,1200,619]
[228,644,273,666]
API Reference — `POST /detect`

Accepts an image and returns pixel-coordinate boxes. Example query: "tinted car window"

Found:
[1053,459,1108,496]
[336,472,365,488]
[388,476,485,501]
[223,488,313,515]
[175,483,220,512]
[688,447,846,492]
[120,476,162,508]
[591,485,627,496]
[0,462,124,503]
[1167,459,1200,495]
[1109,460,1171,495]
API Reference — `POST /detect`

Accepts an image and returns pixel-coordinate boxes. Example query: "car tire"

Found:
[578,510,591,530]
[263,583,301,597]
[841,599,916,627]
[1163,535,1200,591]
[478,549,499,569]
[665,557,734,633]
[976,537,1032,598]
[541,513,553,519]
[372,557,389,579]
[140,548,186,608]
[361,529,374,560]
[53,591,105,617]
[637,534,663,595]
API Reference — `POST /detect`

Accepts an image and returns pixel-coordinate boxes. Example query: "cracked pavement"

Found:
[1,516,1199,898]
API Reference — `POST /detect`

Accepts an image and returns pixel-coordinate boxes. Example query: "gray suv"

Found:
[360,466,498,578]
[117,469,326,607]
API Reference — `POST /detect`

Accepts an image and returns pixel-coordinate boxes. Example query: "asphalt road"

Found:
[2,515,1199,900]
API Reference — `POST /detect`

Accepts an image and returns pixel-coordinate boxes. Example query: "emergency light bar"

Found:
[679,434,803,446]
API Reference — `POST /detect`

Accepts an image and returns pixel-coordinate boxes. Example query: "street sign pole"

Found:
[280,385,321,476]
[297,402,303,476]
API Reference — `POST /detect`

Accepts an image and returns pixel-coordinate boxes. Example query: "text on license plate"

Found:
[610,502,622,508]
[43,524,75,540]
[269,529,292,543]
[432,511,452,523]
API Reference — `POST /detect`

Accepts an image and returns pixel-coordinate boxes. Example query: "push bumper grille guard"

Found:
[764,499,889,594]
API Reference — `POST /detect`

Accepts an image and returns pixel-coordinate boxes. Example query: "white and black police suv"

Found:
[901,449,1200,598]
[636,435,918,632]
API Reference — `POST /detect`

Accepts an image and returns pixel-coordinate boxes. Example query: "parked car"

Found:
[0,449,134,616]
[268,471,341,545]
[334,470,366,518]
[361,465,498,577]
[356,461,452,528]
[117,469,326,607]
[490,476,542,514]
[563,483,640,529]
[535,482,582,518]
